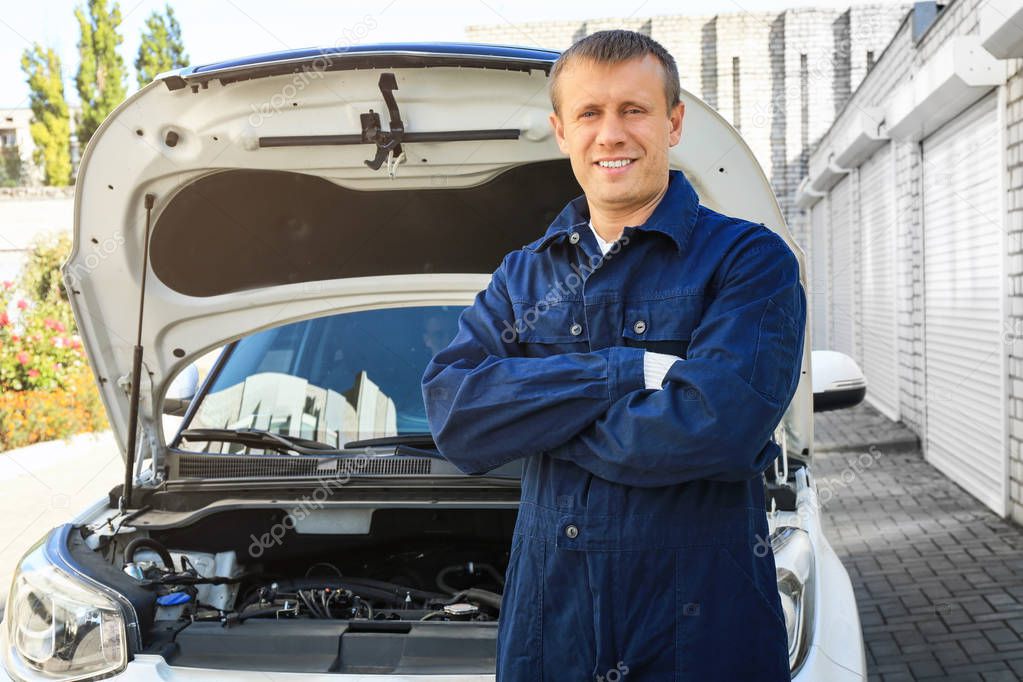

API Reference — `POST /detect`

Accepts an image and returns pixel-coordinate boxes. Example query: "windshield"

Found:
[179,306,462,452]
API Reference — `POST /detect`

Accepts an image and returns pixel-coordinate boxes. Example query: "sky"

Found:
[0,0,909,109]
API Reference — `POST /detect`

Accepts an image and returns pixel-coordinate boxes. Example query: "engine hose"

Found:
[123,537,175,570]
[478,562,506,587]
[436,566,461,594]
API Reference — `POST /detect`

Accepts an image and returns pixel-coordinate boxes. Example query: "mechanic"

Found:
[422,29,805,680]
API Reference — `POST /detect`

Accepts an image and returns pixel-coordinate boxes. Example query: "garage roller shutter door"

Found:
[829,176,855,358]
[859,144,900,421]
[922,93,1006,516]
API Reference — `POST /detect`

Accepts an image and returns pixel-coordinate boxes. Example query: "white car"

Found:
[1,43,869,681]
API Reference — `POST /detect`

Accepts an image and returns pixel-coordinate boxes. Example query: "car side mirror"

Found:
[163,363,200,416]
[811,350,866,412]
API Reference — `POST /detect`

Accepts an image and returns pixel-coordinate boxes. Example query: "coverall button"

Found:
[568,231,581,244]
[570,323,583,336]
[565,524,579,539]
[633,319,647,334]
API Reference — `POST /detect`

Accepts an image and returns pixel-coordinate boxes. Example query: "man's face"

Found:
[549,54,684,215]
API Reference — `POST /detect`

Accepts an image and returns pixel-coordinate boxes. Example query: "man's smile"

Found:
[594,157,637,174]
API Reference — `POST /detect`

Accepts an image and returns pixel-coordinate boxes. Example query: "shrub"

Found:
[0,365,107,450]
[0,233,108,451]
[0,146,23,188]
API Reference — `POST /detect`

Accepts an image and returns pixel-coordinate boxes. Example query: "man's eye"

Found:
[580,111,597,118]
[626,108,643,114]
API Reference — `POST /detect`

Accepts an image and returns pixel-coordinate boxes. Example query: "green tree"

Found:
[135,5,188,87]
[20,46,72,186]
[75,0,127,147]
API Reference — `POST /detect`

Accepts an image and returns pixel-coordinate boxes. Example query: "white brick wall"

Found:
[1007,57,1023,524]
[464,6,908,254]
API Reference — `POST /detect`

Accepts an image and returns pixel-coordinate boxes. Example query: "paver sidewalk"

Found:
[0,431,121,608]
[815,404,1023,681]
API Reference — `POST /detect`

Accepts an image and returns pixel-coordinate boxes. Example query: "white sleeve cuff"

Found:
[643,351,682,390]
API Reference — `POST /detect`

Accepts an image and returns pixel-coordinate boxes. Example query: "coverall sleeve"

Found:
[545,230,807,487]
[422,256,646,476]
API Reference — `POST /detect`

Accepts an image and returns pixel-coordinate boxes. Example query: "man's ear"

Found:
[549,111,570,155]
[668,101,685,147]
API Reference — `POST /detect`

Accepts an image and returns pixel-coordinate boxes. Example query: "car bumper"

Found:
[0,649,865,681]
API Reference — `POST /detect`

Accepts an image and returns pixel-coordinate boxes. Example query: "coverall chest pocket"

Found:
[621,296,703,359]
[512,300,589,356]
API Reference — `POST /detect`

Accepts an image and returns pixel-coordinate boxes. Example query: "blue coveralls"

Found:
[422,169,805,681]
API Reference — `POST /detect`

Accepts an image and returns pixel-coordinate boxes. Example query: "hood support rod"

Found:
[121,193,156,511]
[257,72,520,160]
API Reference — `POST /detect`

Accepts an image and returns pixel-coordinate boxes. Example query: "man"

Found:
[422,30,804,680]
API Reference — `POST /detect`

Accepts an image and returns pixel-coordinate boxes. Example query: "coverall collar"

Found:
[527,168,700,254]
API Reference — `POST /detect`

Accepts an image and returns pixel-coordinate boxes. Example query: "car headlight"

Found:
[4,541,127,681]
[771,526,815,675]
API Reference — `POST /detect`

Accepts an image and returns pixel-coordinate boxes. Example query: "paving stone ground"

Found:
[814,403,1023,681]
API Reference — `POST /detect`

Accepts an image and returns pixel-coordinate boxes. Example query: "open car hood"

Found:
[66,42,812,472]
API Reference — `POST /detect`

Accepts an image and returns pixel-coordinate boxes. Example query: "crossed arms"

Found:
[420,230,806,487]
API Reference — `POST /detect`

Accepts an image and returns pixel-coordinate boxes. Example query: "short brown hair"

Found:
[548,29,681,115]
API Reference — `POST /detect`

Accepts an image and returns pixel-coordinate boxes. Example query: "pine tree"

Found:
[20,46,71,186]
[135,5,189,88]
[75,0,127,147]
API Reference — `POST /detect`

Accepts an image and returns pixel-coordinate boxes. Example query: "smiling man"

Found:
[422,30,804,680]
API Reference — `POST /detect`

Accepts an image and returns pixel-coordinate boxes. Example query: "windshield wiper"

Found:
[343,433,436,450]
[179,428,339,456]
[179,428,446,460]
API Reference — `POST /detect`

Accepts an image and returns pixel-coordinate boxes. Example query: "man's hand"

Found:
[643,351,683,390]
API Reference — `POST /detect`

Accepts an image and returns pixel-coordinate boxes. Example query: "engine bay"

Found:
[124,537,507,627]
[75,506,516,673]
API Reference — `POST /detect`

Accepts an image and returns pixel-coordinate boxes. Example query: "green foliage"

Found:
[75,0,127,147]
[135,5,188,87]
[19,232,73,305]
[0,233,107,452]
[0,145,23,187]
[20,46,72,187]
[1,233,83,393]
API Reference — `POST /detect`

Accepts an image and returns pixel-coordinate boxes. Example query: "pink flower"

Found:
[16,351,29,365]
[53,320,65,333]
[0,311,8,327]
[27,369,39,378]
[2,280,12,290]
[52,362,61,371]
[16,299,27,310]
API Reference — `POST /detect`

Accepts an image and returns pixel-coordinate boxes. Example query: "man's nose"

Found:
[595,113,627,148]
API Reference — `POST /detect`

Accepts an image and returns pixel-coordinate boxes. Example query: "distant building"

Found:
[0,107,82,185]
[0,108,38,184]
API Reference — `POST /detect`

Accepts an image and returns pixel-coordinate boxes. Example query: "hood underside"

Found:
[66,42,812,470]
